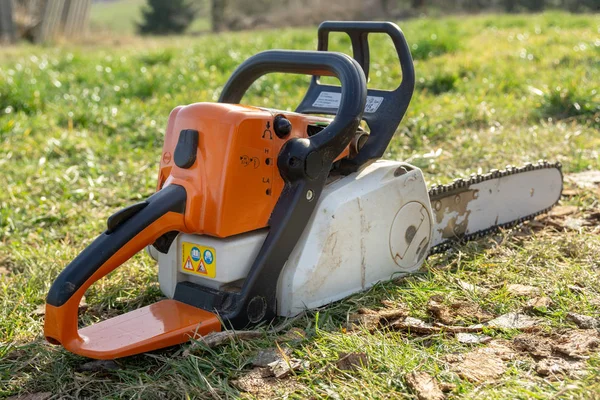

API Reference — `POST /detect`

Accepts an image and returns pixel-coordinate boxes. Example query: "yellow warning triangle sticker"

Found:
[197,259,207,274]
[183,256,194,271]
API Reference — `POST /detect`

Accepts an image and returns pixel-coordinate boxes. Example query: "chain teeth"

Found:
[428,160,563,256]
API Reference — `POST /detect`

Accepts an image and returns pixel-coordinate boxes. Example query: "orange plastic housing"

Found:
[159,102,342,238]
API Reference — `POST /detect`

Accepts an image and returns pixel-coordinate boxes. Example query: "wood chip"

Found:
[535,357,586,379]
[506,284,541,296]
[447,340,515,383]
[347,305,408,331]
[552,329,600,359]
[512,333,553,357]
[232,368,284,395]
[393,317,483,334]
[525,296,552,310]
[336,352,368,371]
[566,312,600,329]
[473,312,542,331]
[456,332,492,344]
[549,205,578,217]
[405,371,445,400]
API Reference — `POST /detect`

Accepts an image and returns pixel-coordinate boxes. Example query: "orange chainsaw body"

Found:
[158,103,344,237]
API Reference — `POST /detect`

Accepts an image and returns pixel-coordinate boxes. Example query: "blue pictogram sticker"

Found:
[203,249,214,264]
[191,247,201,262]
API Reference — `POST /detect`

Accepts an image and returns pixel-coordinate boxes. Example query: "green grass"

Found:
[1,11,600,399]
[89,0,210,34]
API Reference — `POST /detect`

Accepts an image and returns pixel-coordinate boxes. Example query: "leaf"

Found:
[405,371,446,400]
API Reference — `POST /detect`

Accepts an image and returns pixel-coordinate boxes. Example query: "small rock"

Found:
[405,371,445,400]
[567,285,586,294]
[506,284,541,297]
[566,312,600,329]
[336,352,368,371]
[456,333,492,344]
[79,359,120,372]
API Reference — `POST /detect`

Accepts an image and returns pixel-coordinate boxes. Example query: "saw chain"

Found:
[428,160,563,255]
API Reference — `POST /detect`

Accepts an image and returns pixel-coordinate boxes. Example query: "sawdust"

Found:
[336,352,368,371]
[506,284,541,296]
[566,312,600,329]
[405,371,445,400]
[427,297,495,325]
[446,340,516,383]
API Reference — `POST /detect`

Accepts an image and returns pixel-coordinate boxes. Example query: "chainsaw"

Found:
[44,21,563,360]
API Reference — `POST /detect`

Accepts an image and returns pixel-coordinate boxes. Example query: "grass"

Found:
[1,11,600,399]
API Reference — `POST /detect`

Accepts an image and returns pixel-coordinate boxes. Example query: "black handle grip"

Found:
[220,49,367,162]
[316,21,415,90]
[296,21,416,172]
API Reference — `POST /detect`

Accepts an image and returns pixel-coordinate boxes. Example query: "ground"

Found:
[1,11,599,400]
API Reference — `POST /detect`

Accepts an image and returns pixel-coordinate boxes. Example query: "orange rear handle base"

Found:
[44,184,221,359]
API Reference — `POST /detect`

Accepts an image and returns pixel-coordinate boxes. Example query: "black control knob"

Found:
[273,115,292,138]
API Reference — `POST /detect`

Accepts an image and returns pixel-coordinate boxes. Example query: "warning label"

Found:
[181,242,216,278]
[312,91,384,114]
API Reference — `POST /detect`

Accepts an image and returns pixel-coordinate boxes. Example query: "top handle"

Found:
[219,49,367,160]
[296,21,416,172]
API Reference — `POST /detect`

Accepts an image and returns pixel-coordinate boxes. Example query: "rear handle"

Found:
[44,185,188,348]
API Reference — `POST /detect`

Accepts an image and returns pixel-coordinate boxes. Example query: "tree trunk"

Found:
[212,0,226,32]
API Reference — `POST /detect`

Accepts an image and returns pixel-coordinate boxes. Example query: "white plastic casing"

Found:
[154,160,433,316]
